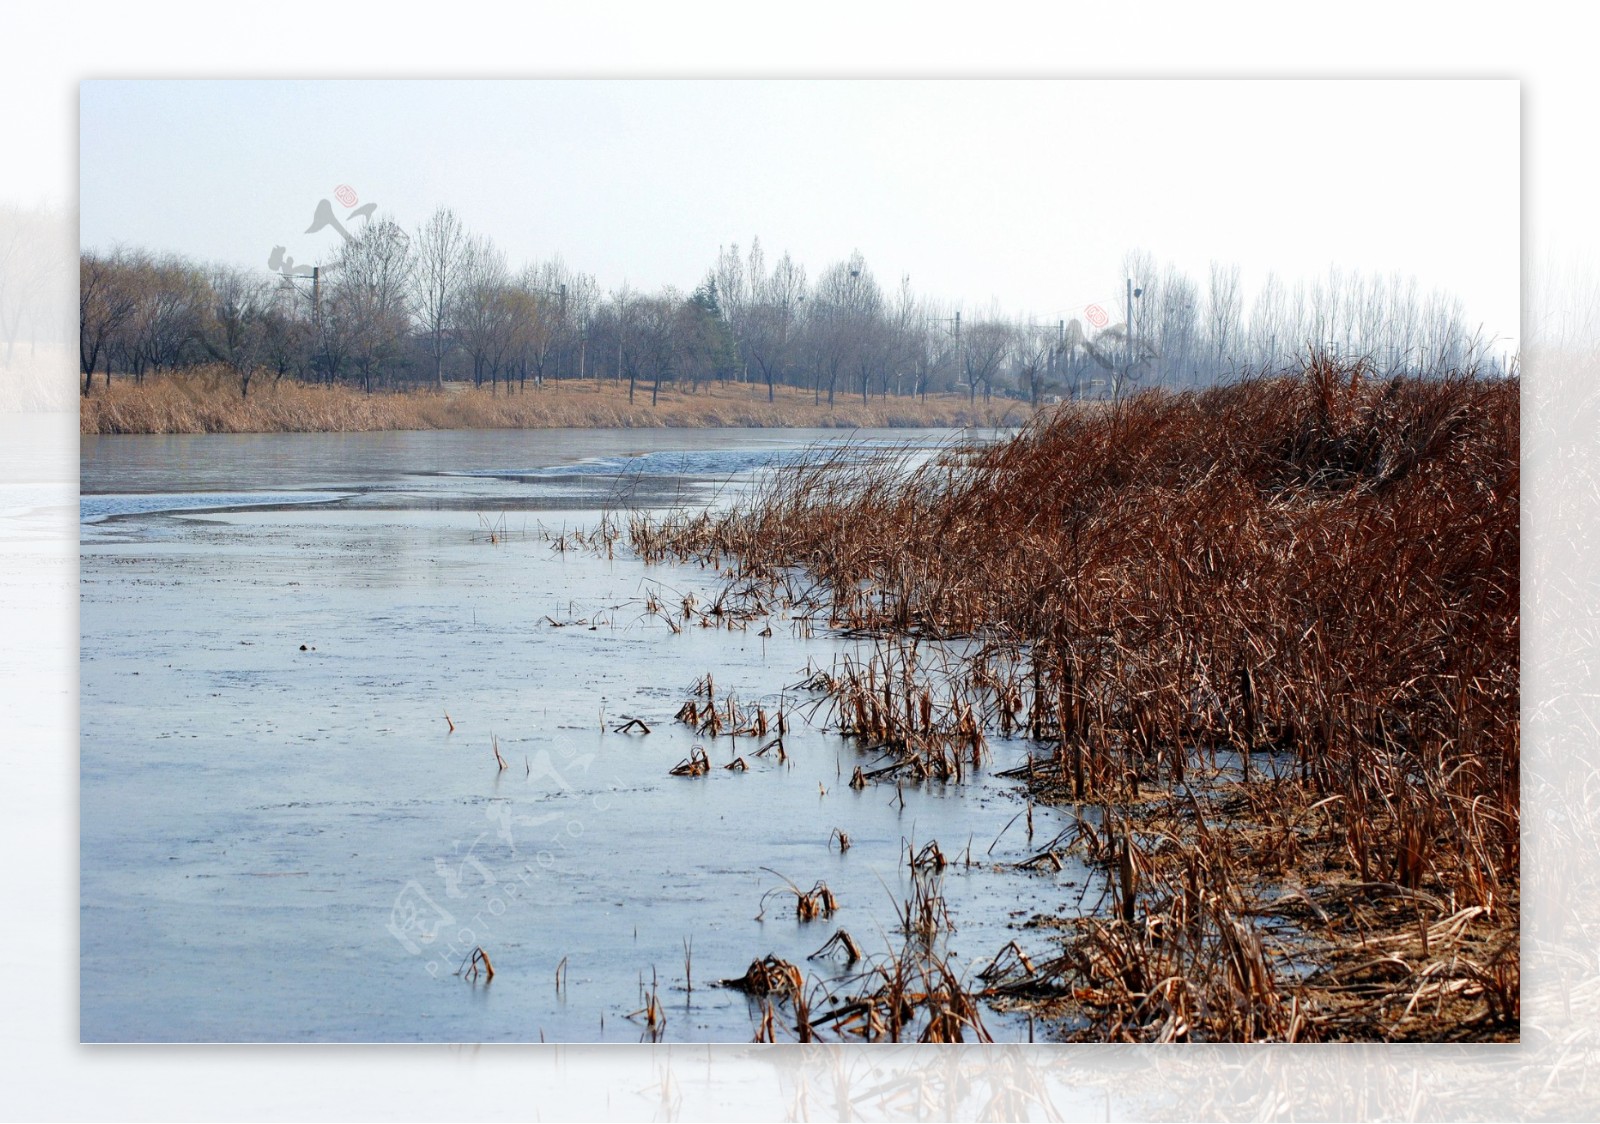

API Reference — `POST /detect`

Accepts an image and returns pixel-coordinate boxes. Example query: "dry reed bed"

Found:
[79,366,1014,434]
[633,357,1520,1040]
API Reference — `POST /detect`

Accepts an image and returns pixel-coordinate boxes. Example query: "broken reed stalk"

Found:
[808,929,865,965]
[669,745,711,776]
[457,946,494,982]
[755,868,839,922]
[627,968,665,1037]
[909,839,948,872]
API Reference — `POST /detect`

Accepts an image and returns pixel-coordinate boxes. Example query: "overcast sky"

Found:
[78,78,1519,348]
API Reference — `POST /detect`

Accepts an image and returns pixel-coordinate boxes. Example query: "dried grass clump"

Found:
[674,674,785,739]
[720,955,804,997]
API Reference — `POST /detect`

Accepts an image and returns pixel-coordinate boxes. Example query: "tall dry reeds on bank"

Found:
[636,356,1519,1040]
[78,366,1016,434]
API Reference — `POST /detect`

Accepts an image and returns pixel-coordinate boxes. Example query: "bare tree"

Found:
[411,206,467,387]
[563,272,600,380]
[884,273,923,399]
[506,265,562,392]
[741,248,806,402]
[1152,266,1199,388]
[809,251,881,407]
[620,290,683,408]
[456,236,512,391]
[1206,261,1242,381]
[79,249,138,394]
[1012,321,1056,407]
[261,281,314,384]
[1249,271,1288,373]
[609,283,640,402]
[118,253,208,381]
[715,240,750,383]
[961,314,1012,404]
[204,265,271,397]
[526,259,573,386]
[331,217,413,391]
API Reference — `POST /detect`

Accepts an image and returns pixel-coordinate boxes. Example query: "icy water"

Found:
[80,427,1094,1043]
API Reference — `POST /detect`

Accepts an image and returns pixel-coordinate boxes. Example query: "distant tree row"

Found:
[78,208,1512,401]
[2,203,69,372]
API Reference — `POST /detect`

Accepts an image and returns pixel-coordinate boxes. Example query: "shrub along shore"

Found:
[78,367,1024,435]
[628,357,1519,1041]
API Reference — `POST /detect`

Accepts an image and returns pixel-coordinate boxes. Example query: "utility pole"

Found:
[578,313,587,381]
[284,263,337,384]
[287,262,336,327]
[928,311,962,397]
[1121,279,1144,403]
[1125,278,1133,397]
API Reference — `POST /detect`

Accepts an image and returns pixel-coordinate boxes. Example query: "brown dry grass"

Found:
[79,365,1019,434]
[633,355,1519,1041]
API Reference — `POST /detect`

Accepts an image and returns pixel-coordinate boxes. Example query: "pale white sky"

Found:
[77,78,1520,348]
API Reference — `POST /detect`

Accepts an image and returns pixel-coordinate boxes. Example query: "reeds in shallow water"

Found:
[633,357,1519,1040]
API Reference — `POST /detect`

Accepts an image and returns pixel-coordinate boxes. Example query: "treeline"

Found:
[79,206,1511,404]
[2,203,69,364]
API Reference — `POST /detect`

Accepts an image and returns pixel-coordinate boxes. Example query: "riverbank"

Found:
[80,426,1065,1043]
[630,358,1520,1041]
[78,368,1025,435]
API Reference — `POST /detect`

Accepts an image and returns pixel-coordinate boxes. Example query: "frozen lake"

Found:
[80,426,1093,1043]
